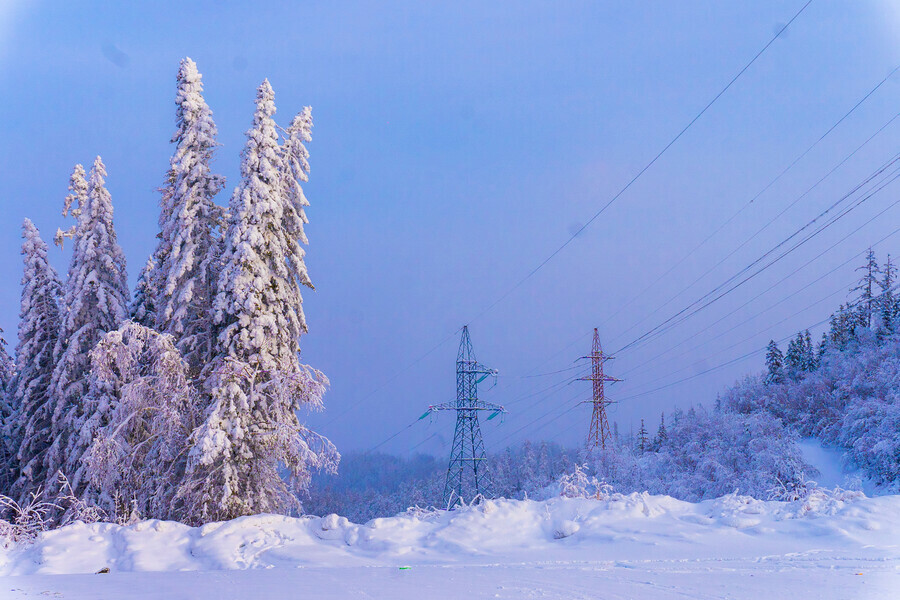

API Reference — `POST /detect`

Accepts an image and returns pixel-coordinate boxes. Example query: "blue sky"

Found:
[2,1,900,455]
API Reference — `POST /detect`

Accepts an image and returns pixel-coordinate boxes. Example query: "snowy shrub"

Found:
[0,473,107,546]
[54,473,106,526]
[0,490,59,546]
[790,486,865,517]
[556,465,613,499]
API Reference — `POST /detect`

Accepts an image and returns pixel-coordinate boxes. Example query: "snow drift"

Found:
[2,489,897,577]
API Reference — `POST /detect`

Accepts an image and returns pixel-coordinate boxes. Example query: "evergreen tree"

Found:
[651,412,668,451]
[0,331,15,393]
[879,254,898,335]
[764,340,784,385]
[828,304,853,350]
[9,220,63,501]
[46,158,129,494]
[801,330,816,372]
[129,256,158,328]
[0,327,16,494]
[784,333,804,379]
[817,331,828,362]
[851,248,880,329]
[179,81,336,522]
[153,58,225,374]
[637,419,648,453]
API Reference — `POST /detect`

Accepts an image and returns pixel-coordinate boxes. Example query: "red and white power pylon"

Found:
[578,328,621,451]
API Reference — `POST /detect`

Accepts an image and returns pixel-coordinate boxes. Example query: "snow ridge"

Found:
[2,491,896,577]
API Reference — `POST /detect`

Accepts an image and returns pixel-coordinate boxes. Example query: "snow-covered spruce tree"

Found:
[652,412,668,450]
[46,157,129,496]
[0,331,14,394]
[8,220,63,502]
[637,419,648,453]
[801,330,817,372]
[81,322,194,520]
[879,254,898,335]
[0,326,16,494]
[817,331,828,362]
[764,340,784,385]
[179,81,337,523]
[851,248,880,329]
[784,333,804,380]
[280,105,314,269]
[152,58,225,374]
[129,257,157,328]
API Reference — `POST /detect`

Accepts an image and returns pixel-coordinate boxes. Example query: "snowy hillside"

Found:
[4,491,900,599]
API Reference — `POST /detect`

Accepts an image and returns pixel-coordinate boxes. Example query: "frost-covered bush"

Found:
[556,464,613,499]
[0,491,59,546]
[0,473,106,546]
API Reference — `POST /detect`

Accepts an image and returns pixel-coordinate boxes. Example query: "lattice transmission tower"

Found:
[578,328,621,451]
[426,326,504,507]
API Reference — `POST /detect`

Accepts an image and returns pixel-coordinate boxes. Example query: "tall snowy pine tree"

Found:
[879,254,898,335]
[179,81,337,522]
[9,220,63,501]
[129,256,158,328]
[801,330,816,371]
[784,332,815,379]
[765,340,784,385]
[852,248,880,329]
[0,326,16,494]
[152,57,225,374]
[46,158,129,495]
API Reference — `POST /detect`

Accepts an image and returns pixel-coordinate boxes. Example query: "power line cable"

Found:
[617,282,900,403]
[620,280,850,397]
[618,213,900,378]
[605,105,900,336]
[320,327,461,429]
[491,386,587,448]
[599,68,900,332]
[466,0,814,326]
[613,153,900,354]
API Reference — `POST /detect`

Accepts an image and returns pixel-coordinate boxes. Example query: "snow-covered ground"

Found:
[3,489,900,599]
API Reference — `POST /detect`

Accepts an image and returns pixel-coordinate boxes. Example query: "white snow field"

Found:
[2,490,900,599]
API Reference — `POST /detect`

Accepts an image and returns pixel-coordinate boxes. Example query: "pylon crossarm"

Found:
[577,375,622,383]
[428,402,506,412]
[458,362,497,375]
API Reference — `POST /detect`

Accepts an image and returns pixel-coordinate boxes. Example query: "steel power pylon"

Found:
[578,328,621,451]
[426,326,504,507]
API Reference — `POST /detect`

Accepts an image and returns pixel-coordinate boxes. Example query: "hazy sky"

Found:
[2,1,900,457]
